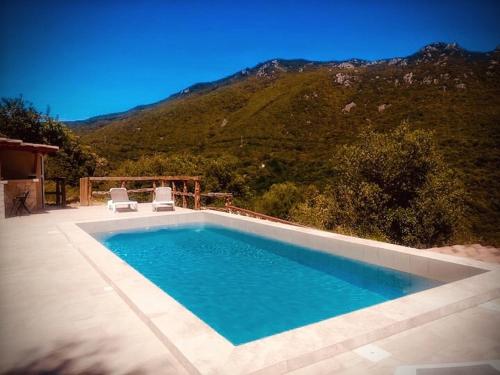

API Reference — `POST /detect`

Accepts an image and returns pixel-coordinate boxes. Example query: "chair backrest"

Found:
[155,187,172,201]
[110,188,130,202]
[14,190,30,201]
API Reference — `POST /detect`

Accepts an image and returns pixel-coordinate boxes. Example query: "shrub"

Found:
[292,124,468,247]
[256,182,302,220]
[114,153,250,199]
[116,153,200,177]
[290,186,336,229]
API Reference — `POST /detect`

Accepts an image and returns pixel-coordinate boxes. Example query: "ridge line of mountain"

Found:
[65,41,498,127]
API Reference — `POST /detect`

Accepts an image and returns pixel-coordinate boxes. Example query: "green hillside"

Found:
[76,43,500,245]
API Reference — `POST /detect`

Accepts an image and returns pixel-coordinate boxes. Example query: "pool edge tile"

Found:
[58,211,500,375]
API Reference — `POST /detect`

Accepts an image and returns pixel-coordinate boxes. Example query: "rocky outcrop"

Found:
[256,60,287,78]
[337,62,355,69]
[378,103,391,112]
[342,102,356,113]
[403,72,414,84]
[388,58,408,66]
[334,73,354,87]
[422,76,433,85]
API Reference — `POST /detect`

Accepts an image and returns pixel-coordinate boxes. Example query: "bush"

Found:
[114,153,250,199]
[116,153,200,177]
[291,124,468,247]
[289,186,334,229]
[203,156,250,198]
[256,182,302,220]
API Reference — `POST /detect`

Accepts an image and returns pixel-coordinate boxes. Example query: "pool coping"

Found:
[58,210,500,375]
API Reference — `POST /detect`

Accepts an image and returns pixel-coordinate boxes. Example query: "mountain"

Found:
[66,58,323,129]
[74,42,500,243]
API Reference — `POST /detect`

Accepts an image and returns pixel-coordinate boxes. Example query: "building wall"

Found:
[3,180,40,216]
[0,149,46,217]
[0,149,36,179]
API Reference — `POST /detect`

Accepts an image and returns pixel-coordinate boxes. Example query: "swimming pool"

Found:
[68,211,495,374]
[97,224,441,345]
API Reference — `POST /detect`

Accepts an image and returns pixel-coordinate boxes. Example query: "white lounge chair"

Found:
[107,188,138,212]
[152,187,175,211]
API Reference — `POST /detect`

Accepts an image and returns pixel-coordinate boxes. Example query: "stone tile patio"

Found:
[0,204,498,374]
[0,205,190,374]
[427,244,500,264]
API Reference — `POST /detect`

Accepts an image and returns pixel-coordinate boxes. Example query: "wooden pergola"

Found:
[0,137,59,217]
[0,137,60,154]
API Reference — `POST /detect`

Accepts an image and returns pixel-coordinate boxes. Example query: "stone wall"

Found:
[0,182,5,219]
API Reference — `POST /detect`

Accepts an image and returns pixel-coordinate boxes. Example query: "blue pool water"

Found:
[98,224,440,345]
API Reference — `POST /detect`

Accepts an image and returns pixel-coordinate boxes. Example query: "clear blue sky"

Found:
[1,0,499,121]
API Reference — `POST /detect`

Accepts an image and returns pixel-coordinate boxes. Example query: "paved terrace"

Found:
[0,204,499,374]
[427,244,500,264]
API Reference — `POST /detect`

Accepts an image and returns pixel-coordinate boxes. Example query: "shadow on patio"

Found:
[1,339,174,375]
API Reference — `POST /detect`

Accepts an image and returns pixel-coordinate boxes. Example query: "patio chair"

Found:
[107,188,138,212]
[152,187,175,211]
[10,190,31,216]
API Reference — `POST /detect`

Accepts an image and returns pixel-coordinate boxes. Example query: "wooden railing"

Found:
[200,192,233,207]
[79,176,201,209]
[45,177,66,206]
[79,177,301,226]
[205,204,306,227]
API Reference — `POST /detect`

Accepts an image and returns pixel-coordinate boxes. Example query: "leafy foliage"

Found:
[0,97,104,184]
[290,125,468,247]
[75,47,500,245]
[0,97,67,145]
[115,153,250,201]
[290,186,338,230]
[255,182,302,220]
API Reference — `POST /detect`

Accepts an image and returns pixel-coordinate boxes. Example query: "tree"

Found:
[116,153,199,177]
[0,97,65,145]
[290,186,337,230]
[115,153,250,199]
[203,156,250,198]
[0,97,103,184]
[256,182,302,220]
[291,124,468,247]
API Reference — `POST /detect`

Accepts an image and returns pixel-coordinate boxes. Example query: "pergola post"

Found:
[61,178,66,207]
[88,179,93,205]
[79,177,89,206]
